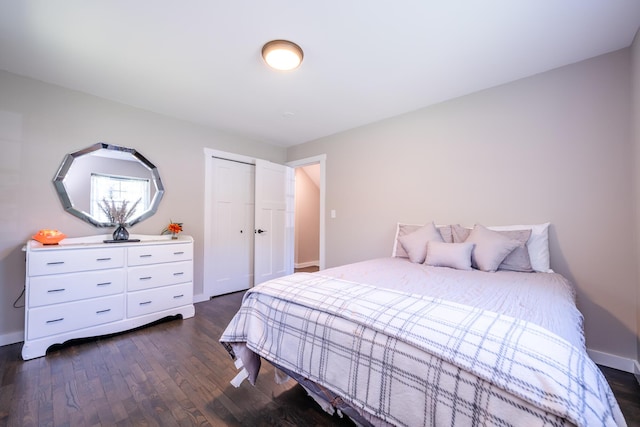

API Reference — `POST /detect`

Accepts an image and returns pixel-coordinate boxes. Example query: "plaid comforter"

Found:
[220,273,625,427]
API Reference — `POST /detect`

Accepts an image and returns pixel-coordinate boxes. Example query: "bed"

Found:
[220,223,626,426]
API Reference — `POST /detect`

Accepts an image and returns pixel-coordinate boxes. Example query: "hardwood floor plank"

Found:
[94,400,117,426]
[1,291,638,426]
[0,384,13,421]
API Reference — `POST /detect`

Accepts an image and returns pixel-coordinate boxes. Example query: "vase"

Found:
[113,224,129,241]
[171,232,178,240]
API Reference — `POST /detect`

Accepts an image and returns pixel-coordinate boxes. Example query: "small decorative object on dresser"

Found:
[32,229,66,245]
[162,220,183,240]
[22,234,195,360]
[99,198,141,243]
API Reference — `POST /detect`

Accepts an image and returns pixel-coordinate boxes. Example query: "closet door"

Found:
[207,158,255,296]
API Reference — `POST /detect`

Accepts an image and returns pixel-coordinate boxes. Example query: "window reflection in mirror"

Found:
[89,173,150,223]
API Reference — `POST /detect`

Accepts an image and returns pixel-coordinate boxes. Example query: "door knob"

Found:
[255,229,266,234]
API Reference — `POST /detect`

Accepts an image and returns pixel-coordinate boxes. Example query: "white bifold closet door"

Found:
[206,157,294,297]
[209,158,255,295]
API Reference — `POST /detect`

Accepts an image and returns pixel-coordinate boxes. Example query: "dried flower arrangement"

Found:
[99,198,141,225]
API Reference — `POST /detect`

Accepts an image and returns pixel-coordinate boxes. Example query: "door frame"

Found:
[287,154,327,271]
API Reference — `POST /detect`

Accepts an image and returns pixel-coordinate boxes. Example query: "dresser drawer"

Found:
[28,269,125,307]
[127,243,193,266]
[127,261,193,291]
[28,247,125,276]
[27,294,125,340]
[127,282,193,318]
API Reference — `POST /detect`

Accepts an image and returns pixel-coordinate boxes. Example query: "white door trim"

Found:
[287,154,327,270]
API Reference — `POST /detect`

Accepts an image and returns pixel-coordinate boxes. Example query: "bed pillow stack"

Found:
[393,222,551,273]
[451,224,532,272]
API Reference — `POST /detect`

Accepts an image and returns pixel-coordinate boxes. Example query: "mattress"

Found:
[220,258,625,426]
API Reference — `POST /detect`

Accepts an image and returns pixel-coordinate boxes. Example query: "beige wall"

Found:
[294,167,320,266]
[0,70,285,343]
[2,45,638,367]
[632,29,640,375]
[288,49,638,362]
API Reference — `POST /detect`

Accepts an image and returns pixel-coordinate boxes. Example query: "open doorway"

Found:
[287,155,326,271]
[294,165,320,272]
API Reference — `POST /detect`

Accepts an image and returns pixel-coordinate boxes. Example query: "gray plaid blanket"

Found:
[220,273,625,426]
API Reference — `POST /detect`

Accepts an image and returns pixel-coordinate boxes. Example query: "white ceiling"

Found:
[1,1,639,148]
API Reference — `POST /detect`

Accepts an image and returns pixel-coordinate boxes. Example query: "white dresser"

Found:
[22,234,195,360]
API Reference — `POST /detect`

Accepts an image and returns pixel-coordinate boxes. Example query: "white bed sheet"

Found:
[320,257,585,350]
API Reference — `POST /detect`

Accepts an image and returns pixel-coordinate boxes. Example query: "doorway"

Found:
[294,165,320,272]
[287,155,326,272]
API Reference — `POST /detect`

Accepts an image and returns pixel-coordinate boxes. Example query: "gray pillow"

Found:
[495,229,533,272]
[464,224,521,272]
[424,241,474,270]
[452,224,532,272]
[451,224,471,243]
[398,222,444,263]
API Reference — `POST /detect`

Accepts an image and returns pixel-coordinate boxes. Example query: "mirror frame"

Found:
[53,142,165,227]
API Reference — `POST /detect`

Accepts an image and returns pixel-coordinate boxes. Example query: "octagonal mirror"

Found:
[53,143,164,227]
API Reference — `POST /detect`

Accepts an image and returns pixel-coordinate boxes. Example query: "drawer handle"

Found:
[139,276,152,281]
[173,251,185,255]
[96,257,112,261]
[139,301,152,306]
[173,272,184,276]
[173,294,184,299]
[140,254,153,258]
[97,282,112,287]
[47,288,65,293]
[46,261,65,266]
[46,318,64,324]
[96,309,112,314]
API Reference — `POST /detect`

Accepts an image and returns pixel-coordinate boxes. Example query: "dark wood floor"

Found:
[0,292,638,426]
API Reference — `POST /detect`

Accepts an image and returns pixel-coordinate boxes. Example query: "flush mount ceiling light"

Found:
[262,40,303,71]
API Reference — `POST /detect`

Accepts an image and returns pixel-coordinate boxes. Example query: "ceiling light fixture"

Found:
[262,40,303,71]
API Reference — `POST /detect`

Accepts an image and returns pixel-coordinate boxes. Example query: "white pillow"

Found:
[424,241,474,270]
[488,223,551,272]
[397,222,444,263]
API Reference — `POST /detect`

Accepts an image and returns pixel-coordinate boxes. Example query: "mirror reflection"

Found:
[53,143,164,227]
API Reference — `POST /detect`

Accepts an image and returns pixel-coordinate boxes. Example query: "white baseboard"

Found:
[295,260,319,269]
[193,293,208,303]
[0,331,24,347]
[587,348,639,374]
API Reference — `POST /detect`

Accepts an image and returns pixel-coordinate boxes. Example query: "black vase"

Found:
[112,224,129,241]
